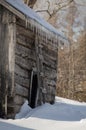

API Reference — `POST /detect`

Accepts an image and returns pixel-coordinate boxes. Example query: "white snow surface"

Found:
[0,97,86,130]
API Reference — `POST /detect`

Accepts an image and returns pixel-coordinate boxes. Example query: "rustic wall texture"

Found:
[24,0,86,102]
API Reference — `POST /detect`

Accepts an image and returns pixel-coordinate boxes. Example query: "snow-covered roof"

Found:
[1,0,66,39]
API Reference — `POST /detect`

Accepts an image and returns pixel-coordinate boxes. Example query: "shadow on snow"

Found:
[30,101,86,121]
[0,120,35,130]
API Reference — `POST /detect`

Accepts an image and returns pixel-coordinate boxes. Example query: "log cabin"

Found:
[0,0,67,118]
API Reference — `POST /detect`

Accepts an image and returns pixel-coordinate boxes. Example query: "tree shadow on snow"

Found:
[31,102,86,121]
[0,120,35,130]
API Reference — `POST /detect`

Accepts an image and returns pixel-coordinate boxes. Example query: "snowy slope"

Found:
[0,97,86,130]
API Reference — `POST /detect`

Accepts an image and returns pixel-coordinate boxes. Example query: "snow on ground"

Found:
[0,97,86,130]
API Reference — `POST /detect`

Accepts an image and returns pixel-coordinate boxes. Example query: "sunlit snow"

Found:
[0,97,86,130]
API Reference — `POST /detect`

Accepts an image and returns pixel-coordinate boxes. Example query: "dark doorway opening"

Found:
[29,72,38,108]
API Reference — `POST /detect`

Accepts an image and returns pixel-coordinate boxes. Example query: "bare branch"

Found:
[35,0,74,20]
[49,0,74,19]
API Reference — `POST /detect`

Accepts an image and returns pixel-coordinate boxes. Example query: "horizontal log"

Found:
[45,79,56,87]
[15,64,29,78]
[16,18,34,32]
[45,93,55,104]
[15,83,29,98]
[15,54,36,70]
[15,45,57,69]
[46,85,56,95]
[15,43,36,60]
[14,104,21,113]
[43,52,57,62]
[43,56,57,69]
[38,38,58,51]
[44,66,57,80]
[16,24,34,39]
[14,94,27,105]
[16,34,34,49]
[43,47,57,61]
[15,74,30,88]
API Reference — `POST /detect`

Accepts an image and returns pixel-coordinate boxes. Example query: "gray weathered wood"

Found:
[15,83,28,98]
[14,105,21,113]
[0,8,16,116]
[38,38,58,51]
[15,64,29,78]
[43,59,57,69]
[15,43,36,61]
[35,36,42,106]
[16,24,34,39]
[17,34,34,49]
[14,94,26,105]
[15,74,30,88]
[15,54,36,70]
[0,0,25,20]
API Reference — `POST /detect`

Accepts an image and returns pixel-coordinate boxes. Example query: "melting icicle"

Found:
[28,20,30,29]
[32,20,35,33]
[45,33,47,45]
[30,19,33,32]
[31,20,34,33]
[36,22,39,37]
[28,19,32,31]
[42,31,45,43]
[25,16,28,28]
[55,35,58,50]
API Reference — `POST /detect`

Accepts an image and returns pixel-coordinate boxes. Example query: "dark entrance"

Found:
[29,71,38,108]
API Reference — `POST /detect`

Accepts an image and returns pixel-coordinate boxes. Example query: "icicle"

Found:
[40,30,42,43]
[32,20,35,33]
[35,23,37,37]
[41,31,43,43]
[28,19,32,31]
[25,16,28,28]
[42,31,45,44]
[30,19,33,32]
[40,29,42,43]
[45,33,47,45]
[38,28,40,38]
[36,22,39,37]
[31,20,34,32]
[39,24,43,39]
[48,32,51,42]
[53,35,56,49]
[37,27,40,39]
[28,20,30,28]
[55,35,57,49]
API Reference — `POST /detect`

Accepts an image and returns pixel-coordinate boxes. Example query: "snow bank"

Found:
[14,96,86,122]
[15,100,32,119]
[0,97,86,130]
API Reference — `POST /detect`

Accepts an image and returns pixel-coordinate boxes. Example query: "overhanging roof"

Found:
[0,0,68,41]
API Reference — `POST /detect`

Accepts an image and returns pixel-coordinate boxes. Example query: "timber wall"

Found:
[0,6,58,117]
[14,20,36,113]
[14,18,58,114]
[38,37,57,103]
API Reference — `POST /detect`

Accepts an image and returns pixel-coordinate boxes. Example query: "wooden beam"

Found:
[0,8,16,115]
[0,0,25,20]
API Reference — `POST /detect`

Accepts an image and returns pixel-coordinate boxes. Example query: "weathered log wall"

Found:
[14,21,36,113]
[0,6,1,96]
[0,6,16,118]
[14,18,58,113]
[0,6,58,117]
[41,47,57,103]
